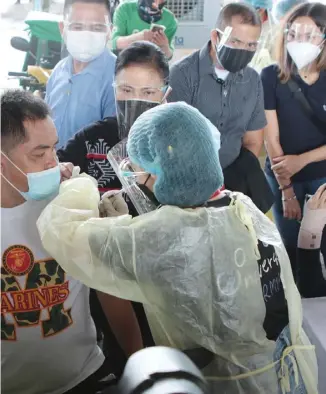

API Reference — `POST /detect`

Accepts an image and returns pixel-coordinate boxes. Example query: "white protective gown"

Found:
[37,175,318,393]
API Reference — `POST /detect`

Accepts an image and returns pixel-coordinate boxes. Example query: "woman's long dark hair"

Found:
[274,2,326,83]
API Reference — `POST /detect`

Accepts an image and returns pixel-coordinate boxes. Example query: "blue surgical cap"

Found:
[243,0,273,10]
[272,0,306,21]
[127,102,224,208]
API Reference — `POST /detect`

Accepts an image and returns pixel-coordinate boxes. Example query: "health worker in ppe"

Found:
[57,40,171,349]
[271,0,307,24]
[37,102,318,393]
[243,0,276,72]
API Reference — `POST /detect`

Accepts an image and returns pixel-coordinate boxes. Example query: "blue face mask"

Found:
[2,153,61,201]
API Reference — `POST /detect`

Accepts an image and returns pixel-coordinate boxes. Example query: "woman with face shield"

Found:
[38,102,317,393]
[57,41,170,195]
[261,2,326,283]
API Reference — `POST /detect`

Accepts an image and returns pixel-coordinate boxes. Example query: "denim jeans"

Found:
[274,325,307,394]
[265,173,326,273]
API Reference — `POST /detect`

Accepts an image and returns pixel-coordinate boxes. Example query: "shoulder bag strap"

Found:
[286,79,326,136]
[286,79,315,118]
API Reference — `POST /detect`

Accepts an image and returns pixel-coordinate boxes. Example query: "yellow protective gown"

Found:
[37,176,318,393]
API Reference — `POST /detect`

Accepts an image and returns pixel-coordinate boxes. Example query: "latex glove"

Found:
[59,162,74,182]
[99,190,129,217]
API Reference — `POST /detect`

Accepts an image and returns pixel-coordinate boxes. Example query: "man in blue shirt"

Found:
[46,0,116,148]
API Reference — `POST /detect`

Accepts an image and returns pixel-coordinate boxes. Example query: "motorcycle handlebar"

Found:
[8,71,29,77]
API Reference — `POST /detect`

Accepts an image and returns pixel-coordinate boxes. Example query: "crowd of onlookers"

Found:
[1,0,325,393]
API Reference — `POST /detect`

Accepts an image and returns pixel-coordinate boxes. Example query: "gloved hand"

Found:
[59,163,80,182]
[99,190,129,217]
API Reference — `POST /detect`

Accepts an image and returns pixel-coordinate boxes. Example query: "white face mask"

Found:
[66,30,107,63]
[287,41,322,70]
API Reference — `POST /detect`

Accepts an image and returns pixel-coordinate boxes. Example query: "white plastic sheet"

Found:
[37,175,318,393]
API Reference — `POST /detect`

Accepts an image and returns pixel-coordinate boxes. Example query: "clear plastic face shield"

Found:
[114,82,171,140]
[62,16,111,62]
[284,22,325,73]
[215,26,260,73]
[107,139,159,215]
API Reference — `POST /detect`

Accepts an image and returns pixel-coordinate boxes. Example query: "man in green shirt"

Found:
[112,0,178,59]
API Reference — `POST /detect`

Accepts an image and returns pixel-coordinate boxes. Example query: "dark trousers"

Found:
[266,173,326,275]
[297,248,326,298]
[64,359,116,394]
[223,148,274,214]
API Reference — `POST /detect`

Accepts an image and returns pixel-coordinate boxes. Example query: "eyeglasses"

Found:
[65,21,110,33]
[119,159,147,177]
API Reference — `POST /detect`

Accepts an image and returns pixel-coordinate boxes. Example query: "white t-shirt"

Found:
[1,198,104,394]
[215,67,229,81]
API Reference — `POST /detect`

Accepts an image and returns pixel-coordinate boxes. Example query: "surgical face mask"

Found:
[65,30,107,63]
[287,41,322,70]
[216,44,256,73]
[1,153,61,201]
[116,99,160,140]
[138,0,166,23]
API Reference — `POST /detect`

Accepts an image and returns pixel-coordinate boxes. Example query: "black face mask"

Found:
[216,45,255,73]
[138,0,166,23]
[137,183,161,207]
[116,99,160,140]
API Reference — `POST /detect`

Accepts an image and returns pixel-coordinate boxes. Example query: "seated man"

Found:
[111,0,177,59]
[38,102,317,393]
[46,0,116,148]
[1,90,142,394]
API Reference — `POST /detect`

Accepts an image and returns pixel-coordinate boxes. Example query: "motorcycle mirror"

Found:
[10,37,30,52]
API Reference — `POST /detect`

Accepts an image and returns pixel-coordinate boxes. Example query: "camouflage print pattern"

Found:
[1,260,73,340]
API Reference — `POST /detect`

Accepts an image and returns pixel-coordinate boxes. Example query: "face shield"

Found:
[284,23,325,73]
[62,17,111,62]
[107,139,159,215]
[215,26,259,73]
[114,82,171,140]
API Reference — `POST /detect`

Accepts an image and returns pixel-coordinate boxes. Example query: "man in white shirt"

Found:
[1,90,142,394]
